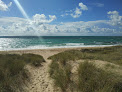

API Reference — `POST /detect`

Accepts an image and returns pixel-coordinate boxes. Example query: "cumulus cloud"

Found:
[71,2,88,18]
[0,18,121,36]
[71,8,82,18]
[0,14,56,36]
[49,15,57,22]
[32,14,56,25]
[0,11,122,36]
[108,11,122,26]
[79,2,88,10]
[0,0,12,11]
[61,2,88,18]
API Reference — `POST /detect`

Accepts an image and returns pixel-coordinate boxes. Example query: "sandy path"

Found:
[25,59,54,92]
[24,50,62,92]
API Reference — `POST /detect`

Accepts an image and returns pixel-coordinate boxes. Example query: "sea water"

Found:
[0,36,122,51]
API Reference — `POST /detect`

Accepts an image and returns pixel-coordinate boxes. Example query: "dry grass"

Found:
[77,61,121,92]
[0,53,45,92]
[49,46,122,66]
[80,46,122,65]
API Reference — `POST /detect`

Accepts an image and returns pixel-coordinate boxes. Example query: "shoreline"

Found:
[0,45,115,52]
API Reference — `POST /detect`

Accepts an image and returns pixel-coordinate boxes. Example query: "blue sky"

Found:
[0,0,122,36]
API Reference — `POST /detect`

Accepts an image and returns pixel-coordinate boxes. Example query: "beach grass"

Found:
[49,46,122,66]
[77,61,121,92]
[0,53,45,92]
[48,46,122,92]
[80,46,122,65]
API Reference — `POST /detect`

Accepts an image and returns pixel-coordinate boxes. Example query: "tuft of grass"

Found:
[53,65,71,92]
[105,63,116,69]
[49,61,59,78]
[48,50,82,66]
[49,60,72,92]
[22,54,45,67]
[0,53,45,92]
[77,61,120,92]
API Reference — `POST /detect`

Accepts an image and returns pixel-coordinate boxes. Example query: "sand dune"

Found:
[2,48,78,92]
[1,46,121,92]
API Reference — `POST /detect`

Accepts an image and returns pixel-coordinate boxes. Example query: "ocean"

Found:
[0,36,122,51]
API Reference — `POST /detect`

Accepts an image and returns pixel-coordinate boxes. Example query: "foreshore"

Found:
[0,46,109,54]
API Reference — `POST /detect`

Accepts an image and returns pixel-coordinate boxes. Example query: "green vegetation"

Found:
[49,46,122,66]
[48,46,122,92]
[80,46,122,65]
[48,50,82,65]
[0,53,45,92]
[50,63,71,92]
[105,63,116,69]
[77,61,121,92]
[22,54,45,66]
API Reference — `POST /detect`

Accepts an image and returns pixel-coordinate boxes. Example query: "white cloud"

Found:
[91,3,104,7]
[0,0,12,11]
[71,2,88,18]
[0,14,56,36]
[108,11,122,26]
[79,2,88,10]
[49,15,57,22]
[0,11,122,36]
[32,14,56,24]
[71,8,82,18]
[61,13,69,17]
[62,2,88,18]
[0,18,120,36]
[8,2,12,7]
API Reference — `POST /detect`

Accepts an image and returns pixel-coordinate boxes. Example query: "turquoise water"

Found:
[0,36,122,51]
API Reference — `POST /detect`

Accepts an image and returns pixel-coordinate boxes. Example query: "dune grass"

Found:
[0,53,45,92]
[49,46,122,66]
[49,61,122,92]
[48,50,82,65]
[77,61,121,92]
[80,46,122,66]
[48,46,122,92]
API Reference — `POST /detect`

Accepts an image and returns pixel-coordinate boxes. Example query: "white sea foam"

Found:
[46,42,52,43]
[0,44,115,51]
[66,43,84,46]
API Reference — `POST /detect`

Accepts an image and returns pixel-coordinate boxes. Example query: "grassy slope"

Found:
[48,46,122,92]
[0,54,45,92]
[49,46,122,66]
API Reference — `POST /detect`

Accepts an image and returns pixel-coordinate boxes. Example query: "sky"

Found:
[0,0,122,36]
